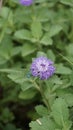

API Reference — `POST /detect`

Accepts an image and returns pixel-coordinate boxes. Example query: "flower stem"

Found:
[31,79,51,111]
[38,83,51,111]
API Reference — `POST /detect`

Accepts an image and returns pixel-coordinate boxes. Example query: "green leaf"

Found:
[34,7,51,22]
[30,116,56,130]
[56,64,72,74]
[0,68,23,73]
[10,0,19,4]
[57,90,73,107]
[31,21,43,40]
[14,29,32,40]
[62,121,72,130]
[51,98,69,127]
[7,73,26,84]
[0,36,13,62]
[14,7,32,24]
[49,25,62,37]
[60,0,73,6]
[66,43,73,56]
[0,57,7,64]
[47,50,56,62]
[0,68,29,84]
[3,123,21,130]
[21,44,36,57]
[37,51,47,57]
[21,81,33,91]
[63,93,73,107]
[70,69,73,86]
[0,108,14,123]
[49,75,63,85]
[11,46,21,56]
[35,0,48,3]
[19,88,37,100]
[35,105,49,116]
[0,7,10,19]
[40,34,53,45]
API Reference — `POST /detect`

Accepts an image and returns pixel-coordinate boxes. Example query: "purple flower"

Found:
[30,57,55,80]
[20,0,33,6]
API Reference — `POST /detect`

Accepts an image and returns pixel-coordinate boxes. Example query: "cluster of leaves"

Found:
[0,0,73,130]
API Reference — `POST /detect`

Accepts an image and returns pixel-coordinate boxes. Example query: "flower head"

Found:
[20,0,33,6]
[30,57,55,80]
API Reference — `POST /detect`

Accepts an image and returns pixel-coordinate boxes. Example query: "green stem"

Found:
[39,83,51,111]
[57,51,73,66]
[31,79,51,111]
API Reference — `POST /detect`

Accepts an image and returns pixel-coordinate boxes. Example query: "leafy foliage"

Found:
[51,98,71,128]
[0,0,73,130]
[30,116,57,130]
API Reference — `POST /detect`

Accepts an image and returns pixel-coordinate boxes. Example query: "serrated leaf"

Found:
[30,116,56,130]
[51,98,69,127]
